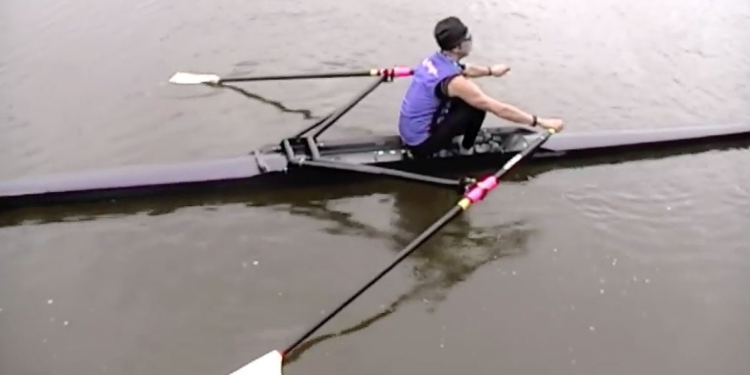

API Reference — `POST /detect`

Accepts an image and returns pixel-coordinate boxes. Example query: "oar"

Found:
[227,128,558,375]
[168,66,413,85]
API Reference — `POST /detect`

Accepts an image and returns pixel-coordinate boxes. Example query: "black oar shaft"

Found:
[220,72,370,83]
[219,67,412,83]
[284,203,463,354]
[282,129,557,356]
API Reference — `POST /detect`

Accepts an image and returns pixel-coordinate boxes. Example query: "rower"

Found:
[398,16,565,157]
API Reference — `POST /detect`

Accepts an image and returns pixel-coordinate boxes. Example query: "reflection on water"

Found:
[386,184,534,309]
[283,220,533,365]
[216,83,322,121]
[0,166,537,371]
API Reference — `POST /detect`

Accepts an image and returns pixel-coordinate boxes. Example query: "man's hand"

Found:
[537,118,564,132]
[489,64,510,77]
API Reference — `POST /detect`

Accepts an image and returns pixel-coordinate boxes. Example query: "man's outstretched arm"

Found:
[461,63,510,78]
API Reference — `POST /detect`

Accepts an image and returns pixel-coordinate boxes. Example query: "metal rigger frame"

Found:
[276,68,475,192]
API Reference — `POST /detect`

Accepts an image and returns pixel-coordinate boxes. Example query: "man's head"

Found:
[434,16,473,58]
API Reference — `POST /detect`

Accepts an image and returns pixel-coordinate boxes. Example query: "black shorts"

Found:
[408,97,487,158]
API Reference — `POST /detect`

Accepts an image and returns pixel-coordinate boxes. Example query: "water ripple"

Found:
[566,150,749,267]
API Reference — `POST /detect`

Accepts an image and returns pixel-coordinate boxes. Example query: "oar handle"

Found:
[457,129,556,208]
[219,66,413,83]
[492,129,555,179]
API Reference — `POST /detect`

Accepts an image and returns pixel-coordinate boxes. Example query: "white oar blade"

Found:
[168,72,221,85]
[228,350,283,375]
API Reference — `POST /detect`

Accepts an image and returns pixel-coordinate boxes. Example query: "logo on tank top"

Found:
[421,58,438,76]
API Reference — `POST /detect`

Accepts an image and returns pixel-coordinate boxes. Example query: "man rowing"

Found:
[398,16,564,157]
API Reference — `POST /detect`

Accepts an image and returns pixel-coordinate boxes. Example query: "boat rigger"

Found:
[1,67,750,211]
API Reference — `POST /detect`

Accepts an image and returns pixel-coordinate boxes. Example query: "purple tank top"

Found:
[398,52,463,146]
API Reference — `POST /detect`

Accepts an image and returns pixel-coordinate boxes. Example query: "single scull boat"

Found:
[1,67,750,210]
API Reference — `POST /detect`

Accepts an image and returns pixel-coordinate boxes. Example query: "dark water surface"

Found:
[2,0,750,374]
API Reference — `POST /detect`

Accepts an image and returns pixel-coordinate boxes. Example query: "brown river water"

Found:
[1,0,750,374]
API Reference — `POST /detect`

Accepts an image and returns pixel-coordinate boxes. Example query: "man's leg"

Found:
[408,98,487,157]
[408,120,460,157]
[446,98,487,149]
